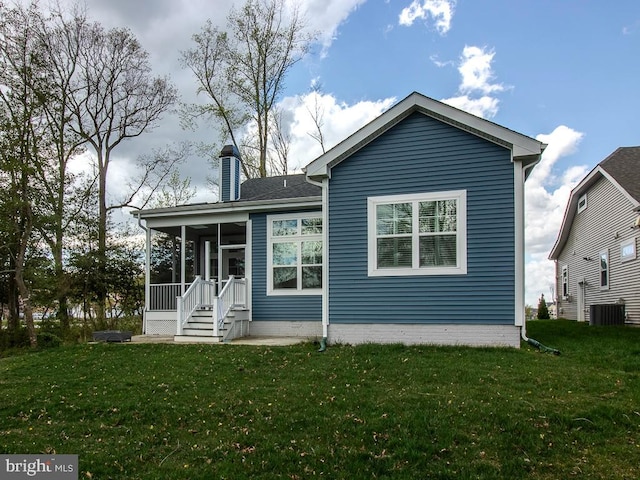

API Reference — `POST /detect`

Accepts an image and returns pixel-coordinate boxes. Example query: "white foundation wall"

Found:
[144,311,177,335]
[248,320,322,338]
[328,324,521,348]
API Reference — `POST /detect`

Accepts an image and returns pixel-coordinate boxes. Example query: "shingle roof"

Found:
[548,146,640,260]
[599,146,640,204]
[239,174,321,201]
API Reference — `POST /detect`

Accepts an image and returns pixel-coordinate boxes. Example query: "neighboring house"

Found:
[549,147,640,325]
[134,92,546,347]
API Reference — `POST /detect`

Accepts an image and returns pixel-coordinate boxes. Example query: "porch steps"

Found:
[174,308,239,343]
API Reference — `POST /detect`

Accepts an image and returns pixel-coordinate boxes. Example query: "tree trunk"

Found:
[15,203,37,348]
[96,155,108,328]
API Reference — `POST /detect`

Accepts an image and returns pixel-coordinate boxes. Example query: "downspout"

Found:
[519,162,560,355]
[306,175,328,352]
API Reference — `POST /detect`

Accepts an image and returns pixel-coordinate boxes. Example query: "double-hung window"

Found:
[267,213,322,295]
[368,190,467,276]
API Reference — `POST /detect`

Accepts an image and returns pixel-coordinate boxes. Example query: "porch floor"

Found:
[130,335,313,346]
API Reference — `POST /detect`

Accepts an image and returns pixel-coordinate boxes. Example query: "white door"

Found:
[218,245,245,290]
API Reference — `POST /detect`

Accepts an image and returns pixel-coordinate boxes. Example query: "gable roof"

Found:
[305,91,546,180]
[548,146,640,260]
[240,174,320,201]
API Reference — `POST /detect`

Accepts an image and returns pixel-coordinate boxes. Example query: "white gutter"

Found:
[305,176,329,350]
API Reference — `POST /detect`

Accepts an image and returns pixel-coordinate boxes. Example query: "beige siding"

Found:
[555,177,640,324]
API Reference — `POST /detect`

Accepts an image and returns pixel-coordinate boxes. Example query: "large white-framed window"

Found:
[561,265,569,299]
[620,238,636,262]
[367,190,467,276]
[599,249,609,290]
[267,213,322,295]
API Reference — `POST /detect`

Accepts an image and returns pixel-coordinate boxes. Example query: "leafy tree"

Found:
[537,293,550,320]
[181,0,316,178]
[67,20,178,324]
[0,2,52,346]
[31,5,93,334]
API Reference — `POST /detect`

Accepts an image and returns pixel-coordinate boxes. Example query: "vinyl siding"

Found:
[328,112,515,325]
[250,212,322,321]
[555,177,640,324]
[220,157,231,202]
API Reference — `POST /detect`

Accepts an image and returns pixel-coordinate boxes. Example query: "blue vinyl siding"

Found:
[220,157,231,202]
[328,112,515,325]
[251,212,322,321]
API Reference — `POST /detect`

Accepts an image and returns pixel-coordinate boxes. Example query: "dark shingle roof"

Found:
[239,174,321,201]
[599,146,640,204]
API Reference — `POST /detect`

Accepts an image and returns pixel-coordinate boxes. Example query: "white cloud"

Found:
[441,45,506,119]
[398,0,455,34]
[429,54,454,68]
[440,95,499,118]
[280,90,397,171]
[524,125,587,306]
[298,0,367,52]
[457,46,505,95]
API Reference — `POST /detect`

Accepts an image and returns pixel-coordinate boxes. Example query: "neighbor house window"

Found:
[561,265,569,299]
[620,238,636,262]
[599,249,609,289]
[267,213,322,295]
[577,194,587,213]
[367,190,467,276]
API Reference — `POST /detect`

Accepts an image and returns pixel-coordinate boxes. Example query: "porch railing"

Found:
[149,283,185,310]
[213,276,247,336]
[176,276,216,335]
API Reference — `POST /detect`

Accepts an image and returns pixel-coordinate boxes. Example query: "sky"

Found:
[34,0,640,307]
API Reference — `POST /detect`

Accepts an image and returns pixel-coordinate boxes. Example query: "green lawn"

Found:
[1,320,639,479]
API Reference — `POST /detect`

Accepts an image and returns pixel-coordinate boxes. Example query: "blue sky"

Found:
[47,0,640,306]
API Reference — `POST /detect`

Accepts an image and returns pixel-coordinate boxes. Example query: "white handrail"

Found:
[176,276,216,335]
[213,276,248,337]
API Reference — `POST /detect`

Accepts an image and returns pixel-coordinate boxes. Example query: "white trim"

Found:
[367,190,467,276]
[321,179,329,337]
[561,265,569,299]
[514,160,525,327]
[305,92,545,180]
[266,212,323,296]
[550,162,640,260]
[577,193,587,213]
[599,248,609,290]
[245,219,253,320]
[620,237,636,263]
[180,225,186,295]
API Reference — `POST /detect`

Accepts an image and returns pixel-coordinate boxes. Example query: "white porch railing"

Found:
[149,283,186,310]
[213,276,247,337]
[176,276,217,335]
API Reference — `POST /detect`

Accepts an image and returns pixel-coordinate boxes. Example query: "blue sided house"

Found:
[134,92,546,347]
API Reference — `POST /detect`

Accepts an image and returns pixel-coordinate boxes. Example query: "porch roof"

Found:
[134,195,320,224]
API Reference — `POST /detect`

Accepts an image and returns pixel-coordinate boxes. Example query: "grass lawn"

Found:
[1,320,639,479]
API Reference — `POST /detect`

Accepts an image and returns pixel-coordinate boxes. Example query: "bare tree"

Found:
[306,84,326,154]
[149,169,197,208]
[182,0,316,178]
[270,106,291,175]
[31,5,94,334]
[69,22,178,324]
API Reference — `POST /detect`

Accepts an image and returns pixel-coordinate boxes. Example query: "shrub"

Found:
[36,332,62,349]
